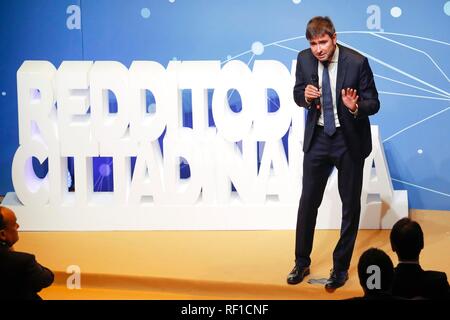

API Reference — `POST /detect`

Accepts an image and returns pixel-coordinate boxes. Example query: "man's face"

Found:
[309,33,337,62]
[0,208,19,247]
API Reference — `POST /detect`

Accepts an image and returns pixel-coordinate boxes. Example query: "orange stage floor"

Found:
[14,209,450,300]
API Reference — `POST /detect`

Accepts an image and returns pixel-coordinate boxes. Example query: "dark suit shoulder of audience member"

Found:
[390,217,450,300]
[0,206,54,300]
[0,247,54,300]
[393,263,449,300]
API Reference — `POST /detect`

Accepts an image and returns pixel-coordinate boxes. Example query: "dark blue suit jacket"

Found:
[392,263,450,299]
[0,243,54,300]
[293,44,380,160]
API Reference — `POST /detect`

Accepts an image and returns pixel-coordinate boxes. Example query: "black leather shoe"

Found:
[287,265,310,285]
[325,269,348,291]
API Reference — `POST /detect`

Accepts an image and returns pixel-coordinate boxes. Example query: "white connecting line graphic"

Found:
[370,33,450,83]
[378,91,450,101]
[382,106,450,142]
[391,178,450,198]
[373,74,449,99]
[336,39,449,98]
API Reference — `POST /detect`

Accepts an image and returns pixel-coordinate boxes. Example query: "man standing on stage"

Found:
[287,16,380,291]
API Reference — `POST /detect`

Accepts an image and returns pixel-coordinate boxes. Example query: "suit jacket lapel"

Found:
[308,49,318,79]
[336,45,348,111]
[311,54,319,120]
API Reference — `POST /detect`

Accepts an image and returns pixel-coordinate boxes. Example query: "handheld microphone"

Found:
[310,74,321,108]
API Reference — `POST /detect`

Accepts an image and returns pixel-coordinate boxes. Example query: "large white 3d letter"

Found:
[14,61,57,206]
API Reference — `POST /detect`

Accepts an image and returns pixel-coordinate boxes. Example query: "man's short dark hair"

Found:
[305,16,336,40]
[358,248,394,293]
[390,217,424,261]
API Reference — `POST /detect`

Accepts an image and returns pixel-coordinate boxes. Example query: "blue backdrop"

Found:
[1,0,449,210]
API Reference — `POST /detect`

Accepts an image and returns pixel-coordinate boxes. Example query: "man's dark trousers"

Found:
[295,125,364,272]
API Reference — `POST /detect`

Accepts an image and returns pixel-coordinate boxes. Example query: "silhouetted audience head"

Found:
[390,217,424,261]
[389,217,449,299]
[357,248,394,296]
[0,206,20,248]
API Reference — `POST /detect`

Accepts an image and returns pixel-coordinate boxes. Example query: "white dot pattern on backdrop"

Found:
[141,8,151,19]
[251,41,264,55]
[445,2,450,16]
[391,7,402,18]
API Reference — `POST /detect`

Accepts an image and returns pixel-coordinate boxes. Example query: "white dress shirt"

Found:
[317,45,340,128]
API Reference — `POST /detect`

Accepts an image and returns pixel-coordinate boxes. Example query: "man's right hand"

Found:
[304,84,321,109]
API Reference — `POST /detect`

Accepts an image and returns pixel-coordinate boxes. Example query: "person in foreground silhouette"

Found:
[390,217,449,299]
[288,15,380,291]
[350,247,405,300]
[0,206,54,300]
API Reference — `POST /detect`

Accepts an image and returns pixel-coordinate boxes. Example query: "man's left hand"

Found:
[341,88,359,112]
